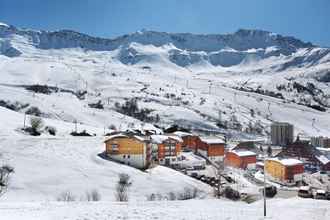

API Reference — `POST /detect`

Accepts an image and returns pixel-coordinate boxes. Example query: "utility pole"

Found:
[263,143,268,218]
[23,113,26,129]
[74,119,78,133]
[209,83,212,94]
[217,161,224,198]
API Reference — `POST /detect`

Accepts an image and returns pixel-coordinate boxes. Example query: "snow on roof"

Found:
[173,131,192,137]
[200,136,225,144]
[315,155,330,165]
[151,135,183,144]
[151,135,168,144]
[0,22,9,27]
[105,133,128,142]
[231,150,256,157]
[256,161,264,166]
[168,135,183,143]
[181,152,205,161]
[267,158,303,166]
[299,186,310,191]
[105,134,149,142]
[316,189,326,194]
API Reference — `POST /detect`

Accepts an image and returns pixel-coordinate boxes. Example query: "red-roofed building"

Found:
[225,150,257,169]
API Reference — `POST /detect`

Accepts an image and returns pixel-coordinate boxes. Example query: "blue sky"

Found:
[1,0,329,46]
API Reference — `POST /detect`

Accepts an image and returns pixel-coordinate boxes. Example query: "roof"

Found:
[267,158,303,166]
[230,150,256,157]
[299,186,310,191]
[200,136,225,144]
[173,131,193,137]
[104,134,149,143]
[151,135,183,144]
[315,155,330,165]
[256,161,264,166]
[316,189,326,194]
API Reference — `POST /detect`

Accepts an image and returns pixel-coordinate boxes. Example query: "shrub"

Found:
[0,100,29,111]
[25,106,42,116]
[30,117,44,132]
[224,186,240,201]
[108,124,117,130]
[70,130,92,136]
[146,193,157,201]
[45,126,57,136]
[25,84,57,94]
[114,98,158,123]
[241,194,258,204]
[177,187,199,200]
[88,100,104,109]
[168,192,176,201]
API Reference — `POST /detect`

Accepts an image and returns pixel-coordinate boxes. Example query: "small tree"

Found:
[0,165,14,197]
[115,173,131,202]
[30,117,44,134]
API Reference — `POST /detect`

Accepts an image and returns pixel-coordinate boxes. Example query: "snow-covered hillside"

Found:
[0,21,329,220]
[0,21,329,137]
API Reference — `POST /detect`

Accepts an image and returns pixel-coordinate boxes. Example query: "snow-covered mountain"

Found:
[0,22,330,137]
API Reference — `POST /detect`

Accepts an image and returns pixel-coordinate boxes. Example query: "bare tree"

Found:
[115,173,131,202]
[57,191,76,202]
[86,189,101,201]
[0,165,14,197]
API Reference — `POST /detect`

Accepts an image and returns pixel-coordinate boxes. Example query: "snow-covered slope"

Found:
[0,22,330,219]
[0,22,329,137]
[0,197,329,220]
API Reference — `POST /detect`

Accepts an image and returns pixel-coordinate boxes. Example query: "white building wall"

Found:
[108,153,146,169]
[247,163,256,170]
[209,155,223,162]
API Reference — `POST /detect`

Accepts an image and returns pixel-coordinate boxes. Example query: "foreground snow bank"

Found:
[0,198,328,220]
[0,136,211,202]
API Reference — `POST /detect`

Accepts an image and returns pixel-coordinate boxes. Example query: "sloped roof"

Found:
[200,136,225,144]
[267,158,303,166]
[104,133,149,143]
[231,150,256,157]
[315,155,330,165]
[151,135,183,144]
[173,131,193,137]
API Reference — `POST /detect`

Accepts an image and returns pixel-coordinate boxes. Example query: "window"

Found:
[112,144,119,151]
[123,155,126,159]
[128,155,130,159]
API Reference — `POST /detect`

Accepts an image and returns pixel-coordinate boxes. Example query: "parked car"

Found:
[326,191,330,200]
[265,185,277,198]
[298,186,313,198]
[189,172,198,178]
[314,190,327,200]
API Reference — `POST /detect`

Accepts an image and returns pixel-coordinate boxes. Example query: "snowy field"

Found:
[0,198,329,220]
[0,135,212,202]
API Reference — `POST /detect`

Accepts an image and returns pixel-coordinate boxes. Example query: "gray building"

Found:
[271,122,294,146]
[311,136,330,148]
